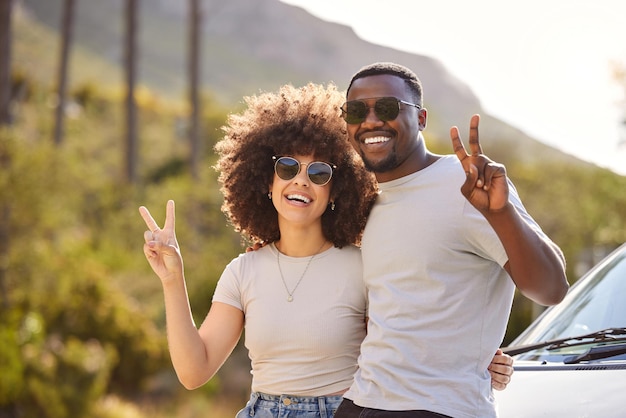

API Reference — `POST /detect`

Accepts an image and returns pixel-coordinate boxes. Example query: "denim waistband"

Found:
[254,391,343,404]
[244,391,343,416]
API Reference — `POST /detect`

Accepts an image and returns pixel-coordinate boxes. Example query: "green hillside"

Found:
[13,6,123,93]
[15,0,602,170]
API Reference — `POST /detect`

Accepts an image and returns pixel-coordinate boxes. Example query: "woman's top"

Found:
[212,243,367,396]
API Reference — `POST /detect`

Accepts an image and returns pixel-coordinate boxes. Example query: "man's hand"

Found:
[450,114,509,214]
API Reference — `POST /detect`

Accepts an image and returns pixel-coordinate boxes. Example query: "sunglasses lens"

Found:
[275,157,299,181]
[374,97,400,121]
[342,97,401,124]
[274,157,333,186]
[307,162,333,185]
[342,101,368,124]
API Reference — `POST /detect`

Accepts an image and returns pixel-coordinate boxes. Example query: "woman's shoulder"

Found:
[226,243,275,267]
[325,244,362,265]
[335,244,361,255]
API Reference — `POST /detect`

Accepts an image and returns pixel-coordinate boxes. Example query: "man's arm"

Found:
[450,115,569,305]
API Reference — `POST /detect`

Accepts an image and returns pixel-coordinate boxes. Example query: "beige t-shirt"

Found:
[212,243,367,396]
[345,155,544,417]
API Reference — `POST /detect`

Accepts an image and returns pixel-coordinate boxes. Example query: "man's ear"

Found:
[418,107,428,131]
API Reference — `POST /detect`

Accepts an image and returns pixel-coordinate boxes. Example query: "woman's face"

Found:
[270,154,333,229]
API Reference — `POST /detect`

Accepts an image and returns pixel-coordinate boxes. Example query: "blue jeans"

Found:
[236,392,343,418]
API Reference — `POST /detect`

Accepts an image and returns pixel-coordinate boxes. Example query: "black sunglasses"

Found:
[340,96,421,125]
[273,156,336,186]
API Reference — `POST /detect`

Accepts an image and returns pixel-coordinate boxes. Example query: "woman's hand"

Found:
[489,348,514,391]
[139,200,183,283]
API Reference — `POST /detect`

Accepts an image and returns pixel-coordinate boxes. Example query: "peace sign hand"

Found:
[139,200,183,283]
[450,114,509,214]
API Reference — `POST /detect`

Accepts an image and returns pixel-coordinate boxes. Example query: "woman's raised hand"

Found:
[139,200,183,283]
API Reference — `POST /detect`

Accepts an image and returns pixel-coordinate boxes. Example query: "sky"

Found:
[280,0,626,175]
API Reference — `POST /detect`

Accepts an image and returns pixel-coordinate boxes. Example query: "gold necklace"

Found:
[276,241,327,302]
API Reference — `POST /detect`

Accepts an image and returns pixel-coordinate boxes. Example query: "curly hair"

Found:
[347,62,423,106]
[214,83,378,248]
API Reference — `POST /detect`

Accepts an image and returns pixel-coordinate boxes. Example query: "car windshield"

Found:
[509,244,626,361]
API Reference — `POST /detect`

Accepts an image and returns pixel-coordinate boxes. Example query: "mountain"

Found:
[15,0,590,166]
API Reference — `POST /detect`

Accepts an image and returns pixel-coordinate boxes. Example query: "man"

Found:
[335,62,569,418]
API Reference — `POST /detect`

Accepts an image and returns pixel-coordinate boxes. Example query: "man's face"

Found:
[345,74,426,182]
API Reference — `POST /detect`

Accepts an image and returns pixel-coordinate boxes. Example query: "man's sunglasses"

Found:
[273,156,336,186]
[340,96,421,125]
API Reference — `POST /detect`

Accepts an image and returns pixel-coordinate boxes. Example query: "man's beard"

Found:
[361,149,399,174]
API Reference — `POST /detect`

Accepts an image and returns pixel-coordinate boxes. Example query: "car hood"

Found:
[494,360,626,417]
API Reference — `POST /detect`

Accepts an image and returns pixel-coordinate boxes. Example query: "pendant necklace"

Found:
[276,240,327,302]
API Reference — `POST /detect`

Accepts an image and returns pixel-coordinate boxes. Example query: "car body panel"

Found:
[495,243,626,417]
[495,362,626,417]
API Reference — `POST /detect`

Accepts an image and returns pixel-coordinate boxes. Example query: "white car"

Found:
[495,243,626,418]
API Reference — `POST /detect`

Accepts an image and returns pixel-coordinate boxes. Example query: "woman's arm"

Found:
[140,200,244,389]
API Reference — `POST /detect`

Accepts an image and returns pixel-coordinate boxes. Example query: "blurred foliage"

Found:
[0,74,242,417]
[1,68,625,418]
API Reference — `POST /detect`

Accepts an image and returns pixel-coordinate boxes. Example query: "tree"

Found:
[53,0,76,146]
[0,0,12,126]
[125,0,138,183]
[188,0,202,179]
[0,0,13,311]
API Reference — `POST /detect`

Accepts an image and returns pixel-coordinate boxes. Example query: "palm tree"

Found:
[53,0,76,145]
[0,0,13,126]
[188,0,202,179]
[125,0,138,183]
[0,0,13,309]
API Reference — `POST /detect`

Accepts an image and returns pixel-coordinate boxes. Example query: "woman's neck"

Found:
[275,229,329,257]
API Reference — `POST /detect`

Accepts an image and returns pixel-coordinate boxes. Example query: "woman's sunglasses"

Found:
[340,96,421,125]
[273,156,336,186]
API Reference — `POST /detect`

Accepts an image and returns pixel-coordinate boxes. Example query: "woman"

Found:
[139,83,512,418]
